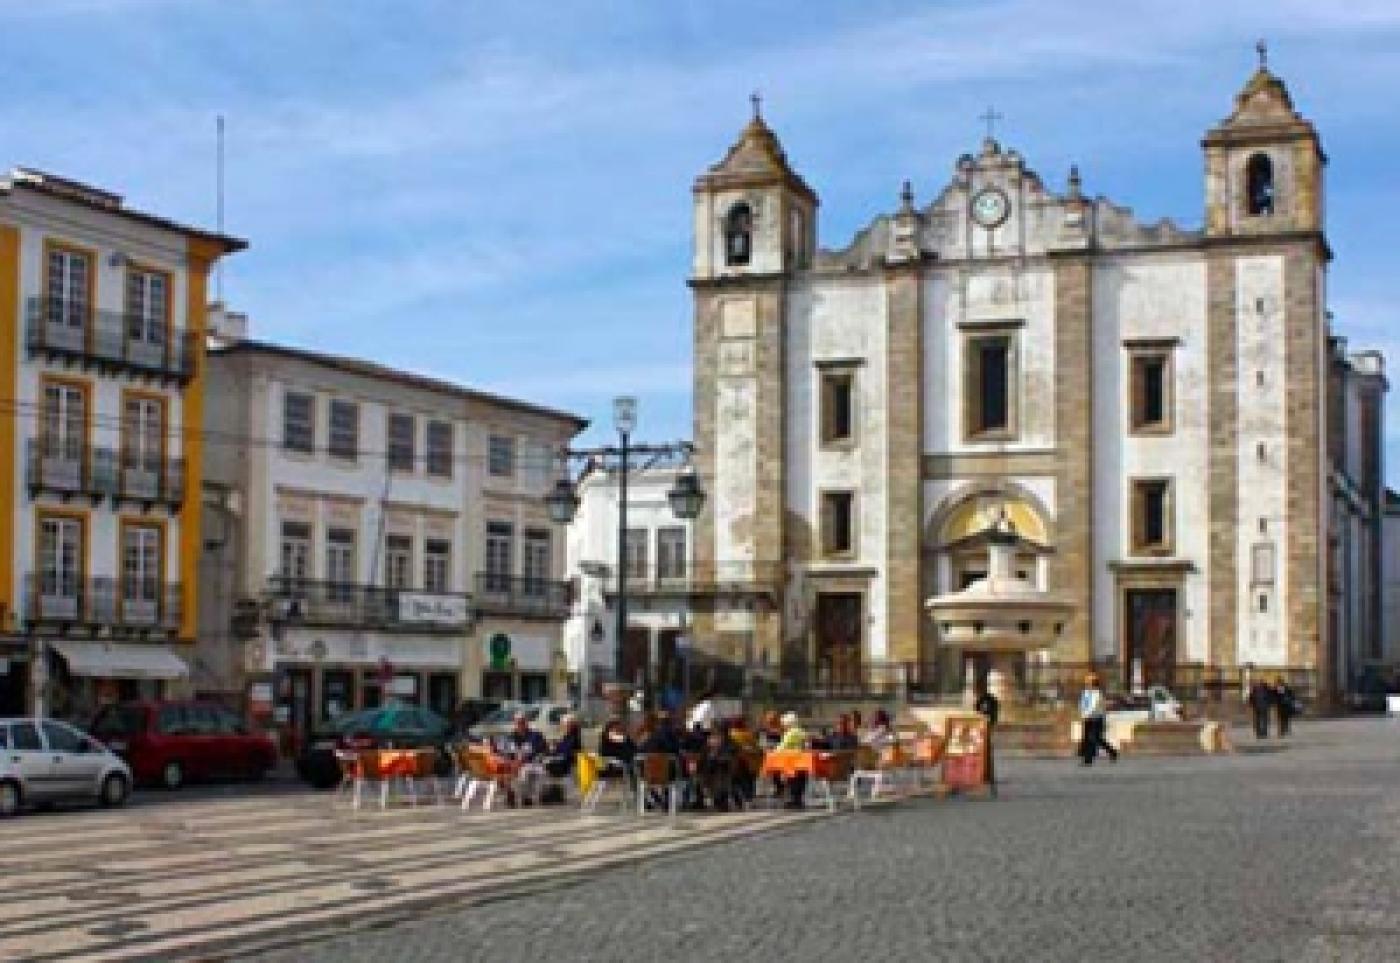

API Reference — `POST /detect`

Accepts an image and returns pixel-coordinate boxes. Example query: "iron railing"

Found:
[605,560,785,596]
[264,577,472,632]
[474,573,571,619]
[26,439,184,507]
[24,575,181,631]
[25,297,198,383]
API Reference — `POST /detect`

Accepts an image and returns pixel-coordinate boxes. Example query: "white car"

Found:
[0,717,132,817]
[1105,686,1184,725]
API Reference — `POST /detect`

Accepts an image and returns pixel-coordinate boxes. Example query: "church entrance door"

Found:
[814,593,863,691]
[1125,588,1178,687]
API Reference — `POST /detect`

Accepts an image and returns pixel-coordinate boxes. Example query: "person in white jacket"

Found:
[1078,674,1119,765]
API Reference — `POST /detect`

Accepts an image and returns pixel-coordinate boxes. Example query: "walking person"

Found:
[1078,673,1118,766]
[1248,678,1274,739]
[974,684,999,796]
[1274,677,1297,738]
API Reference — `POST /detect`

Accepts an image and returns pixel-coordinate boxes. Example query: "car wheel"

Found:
[100,773,130,808]
[0,781,20,818]
[161,761,184,790]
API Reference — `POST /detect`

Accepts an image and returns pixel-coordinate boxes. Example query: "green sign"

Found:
[488,633,512,670]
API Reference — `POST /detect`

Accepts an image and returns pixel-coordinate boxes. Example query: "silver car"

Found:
[0,717,132,817]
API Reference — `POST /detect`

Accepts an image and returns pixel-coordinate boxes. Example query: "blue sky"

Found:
[2,0,1398,477]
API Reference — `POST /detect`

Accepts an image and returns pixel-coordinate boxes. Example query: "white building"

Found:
[687,54,1386,702]
[199,334,583,740]
[0,168,242,719]
[563,466,696,697]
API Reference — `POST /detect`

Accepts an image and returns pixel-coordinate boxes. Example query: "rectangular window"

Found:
[424,538,451,593]
[820,369,855,446]
[1129,350,1173,433]
[124,268,168,346]
[326,527,356,601]
[41,380,87,462]
[385,534,413,590]
[488,434,515,477]
[282,391,315,454]
[44,245,90,330]
[1131,479,1173,554]
[965,333,1015,438]
[328,400,359,461]
[523,529,551,596]
[38,514,84,613]
[656,526,687,581]
[388,413,415,472]
[279,521,311,585]
[485,521,514,590]
[121,524,161,613]
[122,394,164,472]
[426,420,453,478]
[821,491,856,557]
[623,528,648,580]
[1251,542,1276,586]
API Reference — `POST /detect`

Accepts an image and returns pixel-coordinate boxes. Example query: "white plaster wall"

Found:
[1090,255,1211,663]
[1234,255,1289,666]
[561,469,692,673]
[7,200,192,608]
[785,277,890,655]
[922,266,1057,454]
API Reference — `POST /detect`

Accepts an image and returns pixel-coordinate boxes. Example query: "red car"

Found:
[89,701,278,789]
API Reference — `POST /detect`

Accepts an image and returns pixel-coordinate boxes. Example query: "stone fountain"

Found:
[924,508,1075,716]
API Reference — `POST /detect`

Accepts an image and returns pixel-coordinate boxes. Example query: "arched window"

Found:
[724,202,752,266]
[1246,153,1274,216]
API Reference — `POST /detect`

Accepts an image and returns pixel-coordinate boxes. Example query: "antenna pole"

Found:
[216,114,225,302]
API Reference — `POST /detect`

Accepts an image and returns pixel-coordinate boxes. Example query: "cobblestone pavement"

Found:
[0,776,821,961]
[254,719,1400,963]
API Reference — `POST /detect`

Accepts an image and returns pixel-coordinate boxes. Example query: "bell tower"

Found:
[690,99,817,669]
[1204,42,1325,238]
[691,95,818,281]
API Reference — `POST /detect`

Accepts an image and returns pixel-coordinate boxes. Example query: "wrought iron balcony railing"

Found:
[26,439,184,508]
[604,560,785,596]
[25,298,198,384]
[474,573,572,619]
[263,577,473,632]
[24,574,181,632]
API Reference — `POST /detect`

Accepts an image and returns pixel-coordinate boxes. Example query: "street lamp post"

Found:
[545,396,704,708]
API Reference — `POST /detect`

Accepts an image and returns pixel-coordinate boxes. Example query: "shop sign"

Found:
[487,633,512,670]
[941,715,990,792]
[397,593,469,626]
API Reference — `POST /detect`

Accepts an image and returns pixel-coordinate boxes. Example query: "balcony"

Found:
[26,440,184,510]
[25,298,198,385]
[264,577,472,633]
[606,561,784,600]
[24,575,182,636]
[474,573,571,620]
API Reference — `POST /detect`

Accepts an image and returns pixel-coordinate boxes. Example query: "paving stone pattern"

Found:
[262,719,1400,962]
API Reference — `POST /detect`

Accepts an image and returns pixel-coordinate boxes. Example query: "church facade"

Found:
[688,57,1387,701]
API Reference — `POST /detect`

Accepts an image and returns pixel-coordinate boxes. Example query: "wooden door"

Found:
[1126,589,1178,687]
[814,593,863,689]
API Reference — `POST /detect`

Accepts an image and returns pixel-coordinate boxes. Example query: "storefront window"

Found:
[520,673,549,703]
[428,673,457,718]
[321,669,354,721]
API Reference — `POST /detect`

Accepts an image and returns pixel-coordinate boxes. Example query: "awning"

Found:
[49,640,190,681]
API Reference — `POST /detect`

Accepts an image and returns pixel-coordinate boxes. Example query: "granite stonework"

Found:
[688,58,1385,702]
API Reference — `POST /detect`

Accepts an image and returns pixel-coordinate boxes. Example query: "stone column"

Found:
[885,264,924,664]
[1051,256,1095,665]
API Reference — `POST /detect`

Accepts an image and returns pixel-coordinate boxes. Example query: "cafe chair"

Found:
[808,751,856,813]
[849,746,898,808]
[334,749,364,801]
[460,749,505,812]
[635,753,684,824]
[411,749,445,806]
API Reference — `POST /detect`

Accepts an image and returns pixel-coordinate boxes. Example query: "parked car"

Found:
[89,701,278,790]
[297,704,454,790]
[469,701,577,745]
[0,717,131,817]
[1105,685,1184,725]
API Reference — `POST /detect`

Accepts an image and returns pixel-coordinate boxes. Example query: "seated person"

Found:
[864,709,896,749]
[637,712,683,809]
[543,715,583,779]
[827,714,860,751]
[777,711,810,810]
[505,712,548,761]
[598,719,638,788]
[757,710,785,751]
[697,724,740,811]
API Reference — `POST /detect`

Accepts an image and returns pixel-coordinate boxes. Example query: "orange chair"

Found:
[460,749,508,811]
[635,753,683,823]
